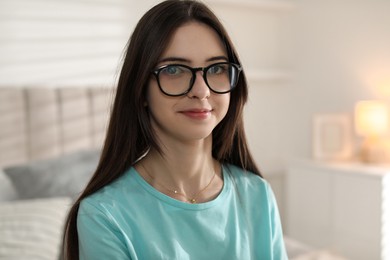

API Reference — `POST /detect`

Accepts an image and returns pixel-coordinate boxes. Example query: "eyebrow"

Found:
[158,55,228,64]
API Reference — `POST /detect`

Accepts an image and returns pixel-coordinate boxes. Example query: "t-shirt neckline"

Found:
[130,165,230,210]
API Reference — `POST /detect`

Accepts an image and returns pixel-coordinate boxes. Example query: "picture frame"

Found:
[312,113,353,161]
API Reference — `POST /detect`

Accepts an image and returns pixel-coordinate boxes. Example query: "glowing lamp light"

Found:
[354,100,390,163]
[355,101,389,138]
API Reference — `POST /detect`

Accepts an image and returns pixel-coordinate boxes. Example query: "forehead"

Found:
[159,22,227,63]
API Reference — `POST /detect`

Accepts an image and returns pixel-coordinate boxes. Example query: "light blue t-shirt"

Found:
[77,164,288,260]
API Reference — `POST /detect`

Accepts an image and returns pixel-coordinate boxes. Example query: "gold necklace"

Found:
[140,164,216,204]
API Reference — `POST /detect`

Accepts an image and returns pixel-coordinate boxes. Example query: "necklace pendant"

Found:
[190,198,196,203]
[173,190,178,194]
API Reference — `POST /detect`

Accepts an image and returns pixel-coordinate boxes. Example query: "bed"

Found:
[0,87,346,259]
[0,86,112,259]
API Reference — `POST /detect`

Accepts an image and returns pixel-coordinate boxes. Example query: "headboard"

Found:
[0,87,114,168]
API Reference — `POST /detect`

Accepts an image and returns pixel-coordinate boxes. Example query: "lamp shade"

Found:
[355,100,389,137]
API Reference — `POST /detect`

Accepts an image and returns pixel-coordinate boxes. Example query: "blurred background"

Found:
[1,0,390,259]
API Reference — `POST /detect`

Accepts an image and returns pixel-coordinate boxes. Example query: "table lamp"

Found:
[354,100,390,163]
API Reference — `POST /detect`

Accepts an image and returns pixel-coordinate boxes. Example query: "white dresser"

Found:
[285,159,390,260]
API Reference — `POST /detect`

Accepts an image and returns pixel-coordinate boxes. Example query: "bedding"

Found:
[0,197,71,260]
[3,149,100,200]
[0,87,109,260]
[0,149,100,260]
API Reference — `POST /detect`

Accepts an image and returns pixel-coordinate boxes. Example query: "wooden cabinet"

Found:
[285,160,390,260]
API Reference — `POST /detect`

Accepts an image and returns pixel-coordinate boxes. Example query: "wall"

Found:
[286,0,390,166]
[0,0,160,86]
[244,0,390,176]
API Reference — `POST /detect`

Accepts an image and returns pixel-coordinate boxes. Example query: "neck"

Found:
[136,135,221,202]
[145,145,214,185]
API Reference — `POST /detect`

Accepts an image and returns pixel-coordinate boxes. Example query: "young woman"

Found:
[63,0,287,259]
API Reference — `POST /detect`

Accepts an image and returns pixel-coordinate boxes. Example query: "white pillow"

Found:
[0,197,72,260]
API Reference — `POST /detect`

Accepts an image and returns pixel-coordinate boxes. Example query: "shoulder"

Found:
[78,168,135,215]
[224,164,274,203]
[224,164,269,189]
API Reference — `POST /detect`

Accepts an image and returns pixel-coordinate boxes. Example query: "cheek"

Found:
[218,94,230,119]
[146,81,176,117]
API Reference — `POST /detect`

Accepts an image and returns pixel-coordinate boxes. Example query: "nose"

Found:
[187,71,210,100]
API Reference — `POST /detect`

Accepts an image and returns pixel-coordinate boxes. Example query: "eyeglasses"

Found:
[152,62,242,97]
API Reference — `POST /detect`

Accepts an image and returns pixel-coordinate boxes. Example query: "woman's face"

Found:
[146,22,230,144]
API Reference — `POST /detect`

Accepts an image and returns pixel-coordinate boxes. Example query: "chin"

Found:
[178,129,213,142]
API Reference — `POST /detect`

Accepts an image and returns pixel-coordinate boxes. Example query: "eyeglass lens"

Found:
[157,63,239,96]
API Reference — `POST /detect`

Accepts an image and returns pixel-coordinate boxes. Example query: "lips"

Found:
[179,108,212,120]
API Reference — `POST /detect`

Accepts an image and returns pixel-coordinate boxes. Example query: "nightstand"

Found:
[285,159,390,260]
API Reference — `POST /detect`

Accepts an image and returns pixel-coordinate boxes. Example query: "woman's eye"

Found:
[162,66,183,76]
[208,65,226,75]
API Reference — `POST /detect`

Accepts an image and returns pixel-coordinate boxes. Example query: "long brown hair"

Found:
[63,0,261,259]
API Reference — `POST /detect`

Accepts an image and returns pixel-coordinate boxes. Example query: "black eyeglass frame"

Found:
[151,62,242,97]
